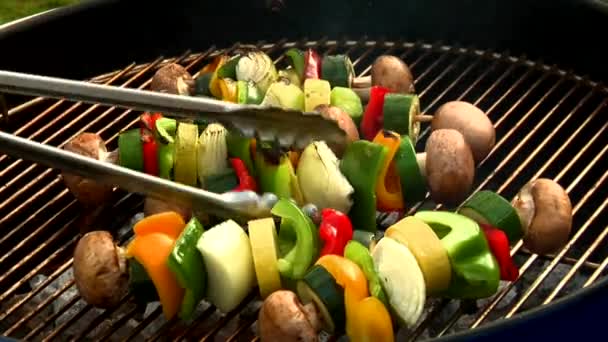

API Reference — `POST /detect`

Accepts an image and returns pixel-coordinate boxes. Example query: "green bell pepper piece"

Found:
[226,131,256,177]
[236,80,248,104]
[166,217,207,320]
[284,48,305,81]
[414,211,500,299]
[155,118,177,144]
[158,142,174,180]
[339,140,388,233]
[246,81,264,105]
[330,87,364,127]
[217,55,242,80]
[272,198,317,280]
[118,129,144,172]
[344,240,389,306]
[254,150,293,200]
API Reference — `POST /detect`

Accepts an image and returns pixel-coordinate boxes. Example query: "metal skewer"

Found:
[0,130,275,222]
[0,70,348,151]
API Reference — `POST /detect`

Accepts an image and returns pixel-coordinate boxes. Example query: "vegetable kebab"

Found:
[64,47,574,342]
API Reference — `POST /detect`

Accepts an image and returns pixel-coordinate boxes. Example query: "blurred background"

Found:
[0,0,79,25]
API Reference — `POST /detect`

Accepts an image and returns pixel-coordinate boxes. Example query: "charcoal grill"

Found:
[1,0,608,341]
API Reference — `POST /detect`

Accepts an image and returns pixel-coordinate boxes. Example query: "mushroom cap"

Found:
[143,197,192,222]
[371,55,416,94]
[150,63,195,95]
[73,231,129,308]
[257,290,320,342]
[512,178,573,255]
[425,129,475,205]
[315,105,360,156]
[432,101,495,164]
[62,133,114,207]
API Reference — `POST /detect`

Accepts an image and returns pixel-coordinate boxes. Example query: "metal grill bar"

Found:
[0,38,606,342]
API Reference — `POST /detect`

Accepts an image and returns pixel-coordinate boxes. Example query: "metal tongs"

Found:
[0,70,348,222]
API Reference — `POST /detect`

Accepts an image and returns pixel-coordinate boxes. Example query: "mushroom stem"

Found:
[415,114,434,123]
[351,75,372,88]
[353,87,370,103]
[416,152,427,177]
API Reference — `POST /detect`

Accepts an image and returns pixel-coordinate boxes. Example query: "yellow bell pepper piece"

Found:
[209,55,229,99]
[316,255,394,342]
[132,211,186,240]
[219,78,238,103]
[372,130,405,212]
[126,233,184,320]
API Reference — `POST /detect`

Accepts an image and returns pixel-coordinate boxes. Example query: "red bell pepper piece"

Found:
[303,49,322,79]
[319,209,354,257]
[230,158,258,192]
[481,223,519,281]
[361,86,391,140]
[140,112,163,176]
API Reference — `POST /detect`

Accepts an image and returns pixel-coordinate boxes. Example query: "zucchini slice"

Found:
[297,265,346,334]
[459,190,523,244]
[383,93,421,142]
[321,55,354,88]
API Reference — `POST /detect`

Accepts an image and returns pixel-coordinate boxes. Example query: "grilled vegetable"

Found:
[129,258,159,305]
[360,86,391,140]
[368,55,415,94]
[255,147,301,201]
[62,133,114,207]
[285,48,305,80]
[340,140,389,232]
[118,128,144,172]
[278,68,302,87]
[415,211,500,299]
[150,63,194,95]
[133,211,186,240]
[330,87,364,127]
[382,93,421,142]
[218,78,238,102]
[73,231,129,309]
[248,217,282,298]
[304,78,331,112]
[216,55,242,80]
[297,265,346,334]
[315,105,360,152]
[167,217,207,320]
[459,190,523,244]
[372,237,426,328]
[372,130,405,212]
[261,81,305,110]
[315,255,394,341]
[318,208,354,257]
[196,219,256,313]
[296,141,354,214]
[511,178,573,255]
[226,131,256,177]
[126,232,184,320]
[352,230,384,251]
[424,129,475,205]
[322,55,354,88]
[431,101,495,164]
[174,122,199,186]
[143,197,191,221]
[303,49,322,79]
[258,290,321,342]
[196,123,230,187]
[273,198,317,280]
[393,135,426,205]
[344,240,388,306]
[231,158,258,192]
[157,142,175,180]
[156,117,177,144]
[480,224,519,281]
[236,51,278,95]
[385,216,451,294]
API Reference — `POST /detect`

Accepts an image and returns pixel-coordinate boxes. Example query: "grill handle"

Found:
[0,70,348,151]
[0,131,275,223]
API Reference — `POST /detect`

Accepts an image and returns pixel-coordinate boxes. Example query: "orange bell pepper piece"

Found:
[209,55,229,99]
[132,211,186,240]
[219,78,238,103]
[372,130,405,212]
[126,233,184,320]
[316,255,394,342]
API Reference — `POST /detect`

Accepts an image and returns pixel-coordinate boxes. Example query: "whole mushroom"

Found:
[431,101,495,164]
[62,133,115,207]
[73,231,129,308]
[511,178,573,255]
[315,105,360,156]
[352,55,416,102]
[423,129,475,205]
[258,290,321,342]
[150,63,195,95]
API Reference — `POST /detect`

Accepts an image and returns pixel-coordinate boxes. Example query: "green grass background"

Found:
[0,0,80,25]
